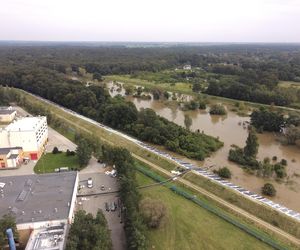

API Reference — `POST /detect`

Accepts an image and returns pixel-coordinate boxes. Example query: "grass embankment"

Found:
[17,90,300,245]
[34,153,79,173]
[136,172,274,250]
[184,172,300,239]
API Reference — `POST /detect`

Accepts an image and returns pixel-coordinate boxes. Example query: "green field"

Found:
[278,81,300,89]
[136,172,273,250]
[34,152,80,173]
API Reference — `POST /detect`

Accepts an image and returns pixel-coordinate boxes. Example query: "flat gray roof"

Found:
[0,109,15,115]
[0,147,22,155]
[0,172,77,225]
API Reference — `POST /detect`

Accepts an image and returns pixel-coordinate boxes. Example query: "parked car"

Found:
[87,178,93,188]
[105,202,110,211]
[101,185,105,191]
[111,202,116,211]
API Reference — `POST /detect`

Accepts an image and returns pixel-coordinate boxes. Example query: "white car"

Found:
[87,178,93,188]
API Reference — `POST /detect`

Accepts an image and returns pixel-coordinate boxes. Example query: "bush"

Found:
[216,167,232,179]
[140,198,167,229]
[66,149,76,156]
[272,156,277,161]
[280,159,287,166]
[262,183,276,197]
[209,104,227,115]
[52,146,60,154]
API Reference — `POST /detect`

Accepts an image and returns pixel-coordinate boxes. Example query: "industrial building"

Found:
[0,147,23,169]
[0,116,48,160]
[0,172,78,229]
[0,107,17,123]
[0,172,78,247]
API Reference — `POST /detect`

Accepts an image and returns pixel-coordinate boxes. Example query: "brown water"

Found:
[108,82,300,211]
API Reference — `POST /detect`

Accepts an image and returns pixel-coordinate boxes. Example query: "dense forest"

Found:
[0,43,300,107]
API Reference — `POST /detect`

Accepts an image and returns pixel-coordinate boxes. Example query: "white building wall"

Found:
[8,131,38,152]
[0,117,48,155]
[68,172,79,224]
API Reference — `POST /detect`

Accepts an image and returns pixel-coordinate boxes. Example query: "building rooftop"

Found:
[25,224,67,250]
[5,116,46,132]
[0,109,16,115]
[0,172,78,225]
[0,147,22,155]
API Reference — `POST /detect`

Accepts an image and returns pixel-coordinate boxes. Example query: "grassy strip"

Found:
[34,153,80,173]
[135,163,289,250]
[135,159,299,250]
[17,89,300,244]
[184,172,300,239]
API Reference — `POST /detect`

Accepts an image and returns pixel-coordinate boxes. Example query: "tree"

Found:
[0,215,18,249]
[66,210,112,250]
[184,114,192,130]
[192,83,201,92]
[76,139,92,167]
[216,167,232,178]
[262,183,276,197]
[244,129,259,158]
[140,198,167,229]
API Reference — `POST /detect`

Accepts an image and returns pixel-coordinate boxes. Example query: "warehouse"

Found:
[0,116,48,160]
[0,172,78,230]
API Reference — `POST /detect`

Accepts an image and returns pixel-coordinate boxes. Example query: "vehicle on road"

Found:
[111,202,116,211]
[105,202,110,211]
[87,178,93,188]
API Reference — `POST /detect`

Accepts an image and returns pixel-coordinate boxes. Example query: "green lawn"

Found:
[34,152,80,173]
[136,173,274,250]
[278,81,300,89]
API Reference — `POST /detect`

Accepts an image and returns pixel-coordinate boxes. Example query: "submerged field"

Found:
[136,172,273,250]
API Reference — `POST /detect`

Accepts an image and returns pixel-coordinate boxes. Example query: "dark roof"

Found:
[0,147,22,155]
[0,172,78,225]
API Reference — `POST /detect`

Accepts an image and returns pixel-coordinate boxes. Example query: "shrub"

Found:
[262,183,276,197]
[272,156,277,161]
[52,146,60,154]
[66,149,76,156]
[280,159,287,166]
[140,198,167,229]
[216,167,232,179]
[209,104,227,115]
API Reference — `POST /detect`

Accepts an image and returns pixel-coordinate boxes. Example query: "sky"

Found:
[0,0,300,42]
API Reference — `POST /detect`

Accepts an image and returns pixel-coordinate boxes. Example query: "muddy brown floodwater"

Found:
[107,82,300,212]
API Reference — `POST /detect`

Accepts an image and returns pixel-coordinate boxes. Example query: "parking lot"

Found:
[77,172,126,250]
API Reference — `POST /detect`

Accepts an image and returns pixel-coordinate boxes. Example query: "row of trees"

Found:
[102,146,147,249]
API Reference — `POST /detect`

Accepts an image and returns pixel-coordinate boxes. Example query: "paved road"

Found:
[22,90,300,247]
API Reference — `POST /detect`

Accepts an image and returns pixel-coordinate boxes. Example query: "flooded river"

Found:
[108,82,300,211]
